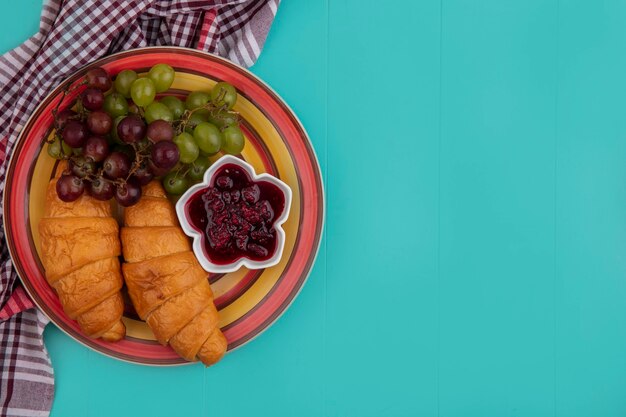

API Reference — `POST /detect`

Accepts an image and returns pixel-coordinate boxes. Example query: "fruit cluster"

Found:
[47,64,245,206]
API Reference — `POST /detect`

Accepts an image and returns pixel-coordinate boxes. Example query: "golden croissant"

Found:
[121,181,227,366]
[38,162,126,341]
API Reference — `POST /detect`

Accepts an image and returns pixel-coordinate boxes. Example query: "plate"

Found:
[2,47,324,365]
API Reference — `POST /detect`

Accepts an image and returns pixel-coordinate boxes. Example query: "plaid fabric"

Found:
[0,288,34,323]
[0,1,279,415]
[0,310,53,417]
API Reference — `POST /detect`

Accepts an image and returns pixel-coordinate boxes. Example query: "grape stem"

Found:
[50,79,87,131]
[174,94,238,136]
[124,141,150,182]
[172,163,191,180]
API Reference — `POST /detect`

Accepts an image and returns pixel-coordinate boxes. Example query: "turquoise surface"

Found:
[3,0,626,415]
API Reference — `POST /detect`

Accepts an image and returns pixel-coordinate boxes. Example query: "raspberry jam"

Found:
[185,163,286,265]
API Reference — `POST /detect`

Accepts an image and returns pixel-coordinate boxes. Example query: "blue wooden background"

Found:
[3,0,626,416]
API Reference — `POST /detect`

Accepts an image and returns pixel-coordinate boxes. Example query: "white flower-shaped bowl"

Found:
[175,155,293,273]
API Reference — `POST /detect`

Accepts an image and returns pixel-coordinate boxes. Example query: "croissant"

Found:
[38,162,126,342]
[121,181,227,366]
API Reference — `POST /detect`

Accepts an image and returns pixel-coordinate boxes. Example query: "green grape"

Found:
[47,138,72,159]
[144,102,174,123]
[103,92,129,118]
[185,91,210,110]
[163,172,189,195]
[72,147,82,156]
[173,132,200,164]
[46,142,62,159]
[188,157,211,182]
[111,116,126,144]
[207,112,239,129]
[185,110,209,133]
[210,82,237,110]
[114,70,138,98]
[160,96,185,119]
[62,141,73,155]
[148,64,175,93]
[193,122,222,155]
[221,125,245,155]
[130,78,156,107]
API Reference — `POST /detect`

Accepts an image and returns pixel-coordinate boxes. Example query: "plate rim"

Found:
[2,46,325,366]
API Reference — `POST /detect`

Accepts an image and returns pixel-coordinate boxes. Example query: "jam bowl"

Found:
[175,155,292,273]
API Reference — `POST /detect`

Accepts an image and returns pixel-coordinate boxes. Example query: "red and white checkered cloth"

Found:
[0,1,279,415]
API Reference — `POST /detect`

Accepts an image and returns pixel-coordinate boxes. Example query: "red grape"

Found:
[87,176,115,201]
[56,174,85,202]
[85,67,112,91]
[86,110,112,135]
[146,120,173,142]
[133,163,154,185]
[62,120,88,147]
[82,88,104,111]
[151,141,179,170]
[56,109,77,129]
[70,156,96,178]
[83,136,109,162]
[117,115,146,143]
[103,151,131,179]
[148,159,170,177]
[115,178,142,207]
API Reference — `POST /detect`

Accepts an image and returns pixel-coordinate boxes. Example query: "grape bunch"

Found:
[46,63,246,206]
